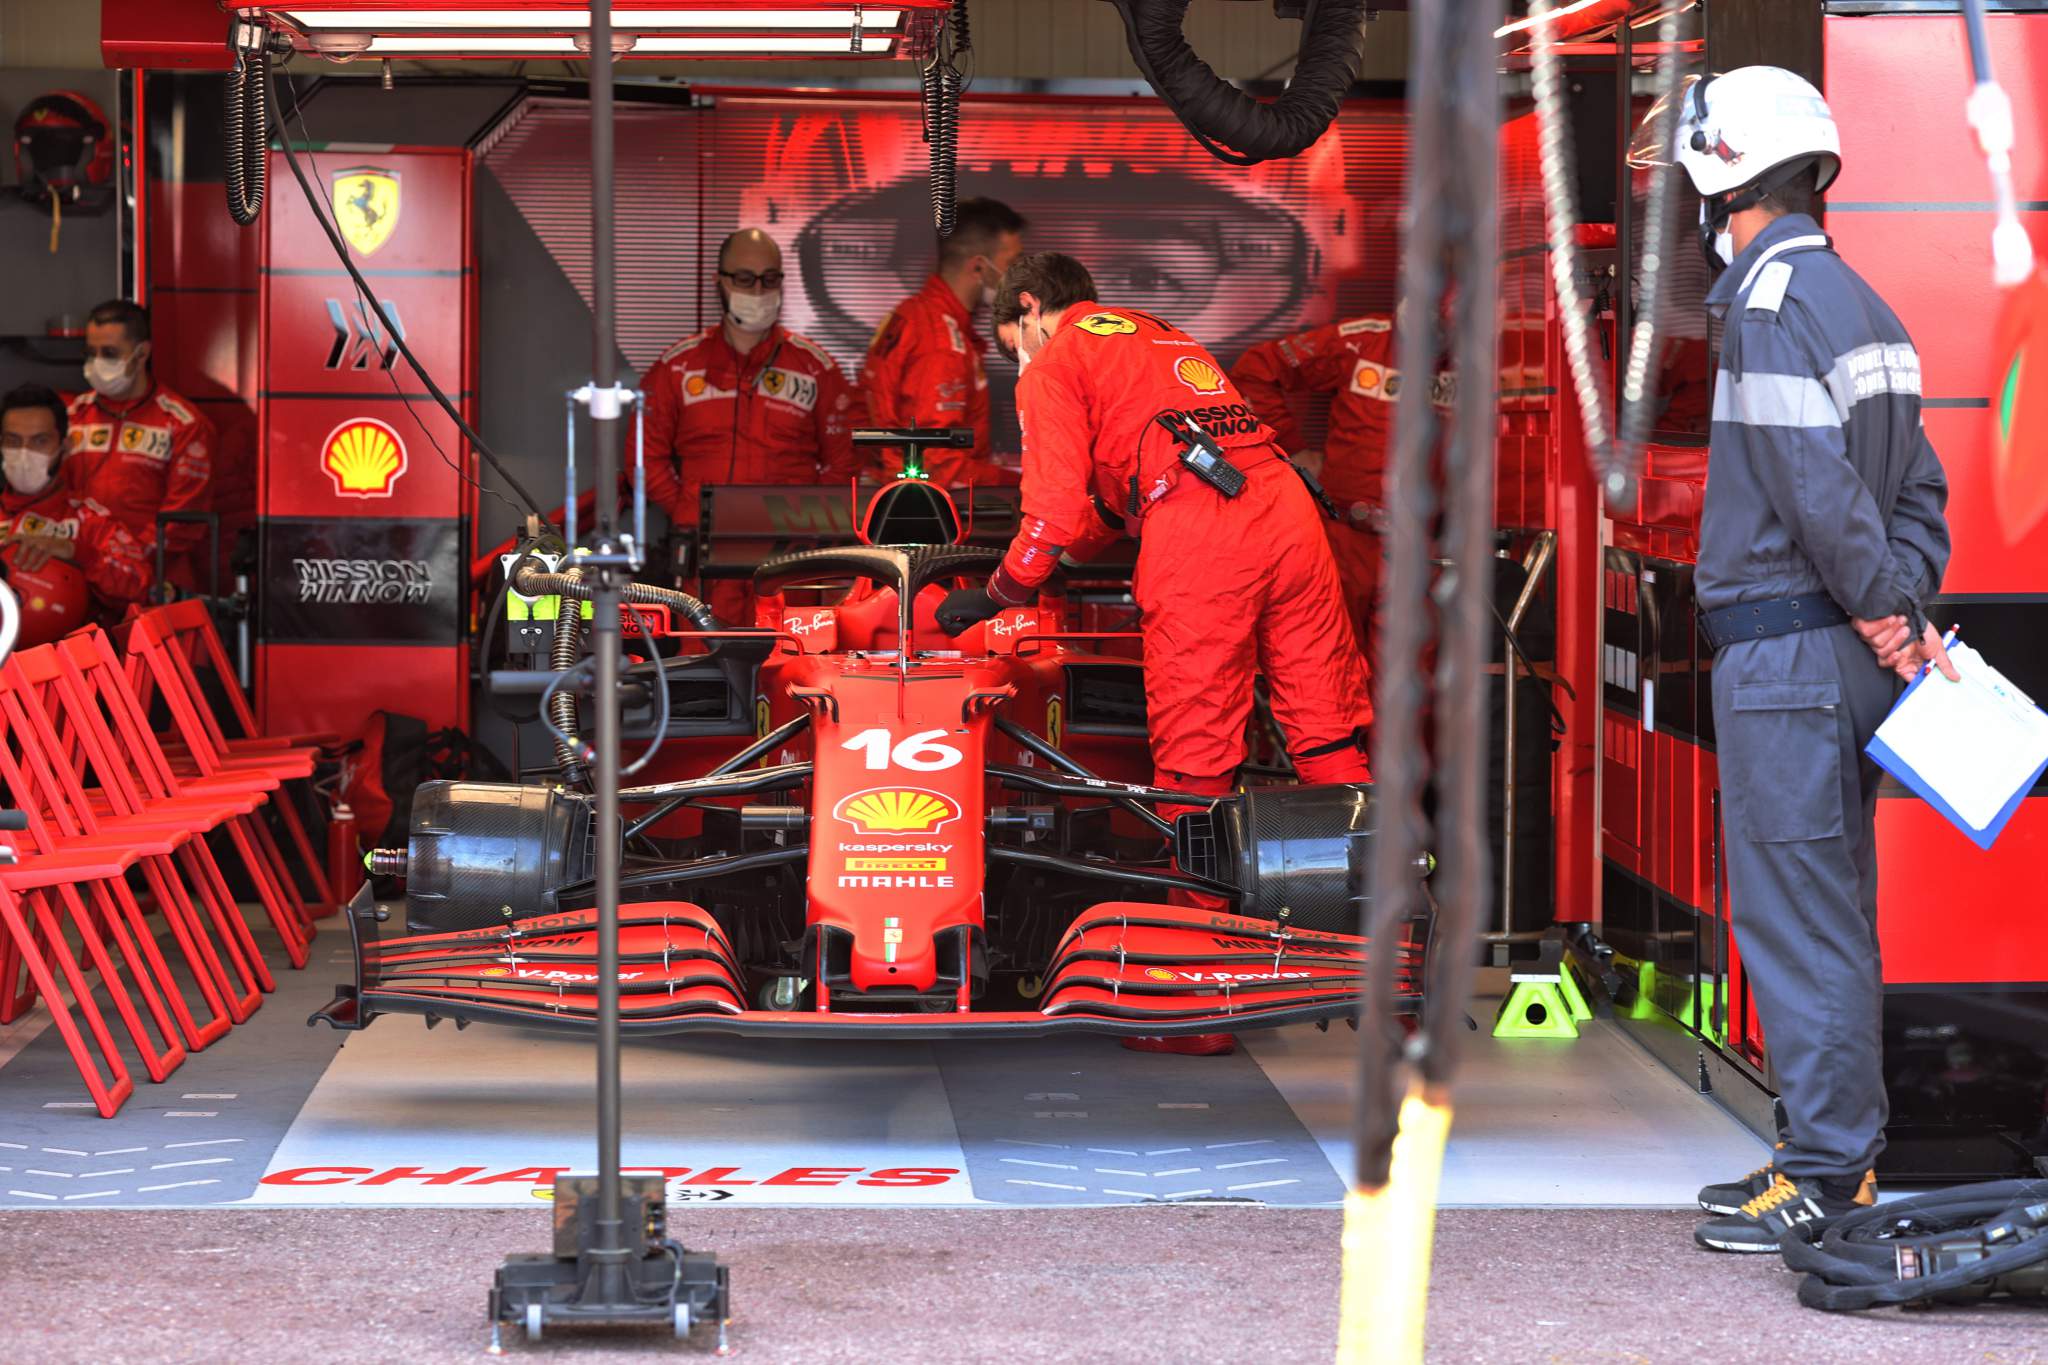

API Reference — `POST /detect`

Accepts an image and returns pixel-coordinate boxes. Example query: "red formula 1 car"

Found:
[316,481,1428,1039]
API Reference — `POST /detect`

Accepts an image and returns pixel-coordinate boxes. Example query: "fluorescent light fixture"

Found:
[633,34,895,51]
[362,34,581,51]
[1495,0,1608,40]
[290,9,903,30]
[355,32,895,55]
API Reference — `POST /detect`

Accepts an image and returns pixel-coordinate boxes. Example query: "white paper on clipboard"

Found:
[1870,642,2048,832]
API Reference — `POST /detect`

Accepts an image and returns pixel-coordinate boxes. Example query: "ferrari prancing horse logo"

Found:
[332,166,401,256]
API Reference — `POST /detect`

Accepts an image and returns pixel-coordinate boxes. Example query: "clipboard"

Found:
[1866,641,2048,850]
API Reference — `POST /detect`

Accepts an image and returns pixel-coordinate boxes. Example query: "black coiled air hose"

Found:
[1110,0,1368,166]
[547,605,585,775]
[225,49,269,226]
[514,564,724,776]
[924,61,961,236]
[1780,1179,2048,1311]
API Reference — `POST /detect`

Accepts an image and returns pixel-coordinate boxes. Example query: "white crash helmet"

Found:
[1631,65,1841,200]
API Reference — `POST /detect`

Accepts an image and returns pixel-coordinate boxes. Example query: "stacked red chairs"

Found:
[123,600,337,920]
[0,615,347,1115]
[0,643,202,1115]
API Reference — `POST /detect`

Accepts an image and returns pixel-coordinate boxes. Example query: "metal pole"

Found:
[1498,532,1556,940]
[586,0,628,1300]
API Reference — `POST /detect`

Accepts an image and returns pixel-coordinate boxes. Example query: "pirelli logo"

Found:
[845,857,946,872]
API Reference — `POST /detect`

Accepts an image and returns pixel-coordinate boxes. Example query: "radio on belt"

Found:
[1155,411,1247,498]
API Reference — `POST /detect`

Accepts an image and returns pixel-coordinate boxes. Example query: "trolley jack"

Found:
[488,1174,730,1350]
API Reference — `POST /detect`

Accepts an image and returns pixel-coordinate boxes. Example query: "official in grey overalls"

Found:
[1636,66,1955,1253]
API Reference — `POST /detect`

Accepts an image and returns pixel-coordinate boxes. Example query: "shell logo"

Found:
[832,787,962,834]
[685,374,708,398]
[1174,356,1226,396]
[480,966,512,978]
[1143,967,1178,982]
[322,418,408,498]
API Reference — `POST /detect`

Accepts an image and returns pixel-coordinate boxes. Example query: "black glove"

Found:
[936,587,1000,637]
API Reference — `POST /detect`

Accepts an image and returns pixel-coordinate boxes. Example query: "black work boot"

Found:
[1692,1170,1877,1254]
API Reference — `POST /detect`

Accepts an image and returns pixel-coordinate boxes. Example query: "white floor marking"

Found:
[1144,1147,1192,1156]
[24,1169,72,1179]
[40,1147,87,1156]
[182,1093,238,1100]
[1086,1148,1140,1156]
[994,1139,1066,1150]
[138,1179,220,1193]
[1004,1179,1085,1192]
[163,1139,244,1150]
[1099,1188,1151,1199]
[7,1190,56,1201]
[150,1157,232,1171]
[163,1111,218,1118]
[1204,1140,1274,1150]
[1094,1168,1145,1177]
[1162,1188,1214,1199]
[63,1190,121,1201]
[997,1158,1078,1171]
[94,1147,147,1156]
[1227,1179,1300,1192]
[1154,1167,1201,1177]
[1215,1158,1287,1170]
[79,1169,134,1178]
[41,1103,94,1110]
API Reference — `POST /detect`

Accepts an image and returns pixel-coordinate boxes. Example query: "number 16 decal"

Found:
[841,727,964,772]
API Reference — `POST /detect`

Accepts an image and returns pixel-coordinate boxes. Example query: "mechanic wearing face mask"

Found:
[858,197,1027,488]
[1632,67,1954,1254]
[62,298,212,584]
[640,227,861,624]
[1230,307,1453,660]
[1,383,152,637]
[941,251,1372,803]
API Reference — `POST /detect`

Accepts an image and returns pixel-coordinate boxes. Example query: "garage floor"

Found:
[6,930,2044,1361]
[0,930,1764,1211]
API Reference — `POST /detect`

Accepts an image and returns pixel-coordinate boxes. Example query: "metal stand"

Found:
[488,2,728,1348]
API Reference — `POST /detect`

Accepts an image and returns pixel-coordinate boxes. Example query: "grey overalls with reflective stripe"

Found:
[1699,213,1951,1183]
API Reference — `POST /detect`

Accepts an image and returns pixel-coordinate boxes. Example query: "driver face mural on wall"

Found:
[485,94,1407,454]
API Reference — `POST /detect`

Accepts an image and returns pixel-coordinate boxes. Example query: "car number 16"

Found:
[841,727,964,772]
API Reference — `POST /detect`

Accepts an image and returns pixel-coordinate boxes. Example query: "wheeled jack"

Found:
[489,1175,731,1349]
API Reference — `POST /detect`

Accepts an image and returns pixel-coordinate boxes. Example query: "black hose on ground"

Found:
[1109,0,1368,166]
[1780,1179,2048,1311]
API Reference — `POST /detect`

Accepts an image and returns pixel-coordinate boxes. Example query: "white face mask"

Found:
[84,345,148,400]
[4,448,58,498]
[1700,203,1735,269]
[1015,314,1049,373]
[725,288,782,333]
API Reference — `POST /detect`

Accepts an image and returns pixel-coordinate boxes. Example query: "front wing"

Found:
[312,890,1426,1039]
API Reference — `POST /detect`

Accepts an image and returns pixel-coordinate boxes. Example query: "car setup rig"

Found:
[314,437,1432,1042]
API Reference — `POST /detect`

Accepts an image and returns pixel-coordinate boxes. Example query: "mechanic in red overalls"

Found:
[941,251,1373,797]
[641,228,861,623]
[62,299,212,588]
[2,383,152,643]
[1231,311,1453,663]
[859,197,1027,488]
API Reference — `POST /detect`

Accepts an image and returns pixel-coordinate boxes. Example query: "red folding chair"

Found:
[0,881,135,1117]
[124,602,337,918]
[61,626,314,968]
[0,656,190,1097]
[21,635,273,1025]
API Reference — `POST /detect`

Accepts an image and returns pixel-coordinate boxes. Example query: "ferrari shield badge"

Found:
[332,166,400,256]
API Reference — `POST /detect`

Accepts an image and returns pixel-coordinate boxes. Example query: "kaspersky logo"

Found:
[1174,355,1227,396]
[323,418,408,497]
[832,787,961,834]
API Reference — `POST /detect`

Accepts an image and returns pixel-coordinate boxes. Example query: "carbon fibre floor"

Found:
[0,930,1766,1210]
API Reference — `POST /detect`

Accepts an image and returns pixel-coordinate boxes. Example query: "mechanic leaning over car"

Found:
[2,382,152,631]
[859,197,1027,489]
[938,251,1373,805]
[64,298,212,591]
[641,227,862,624]
[1640,68,1955,1255]
[1231,307,1452,663]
